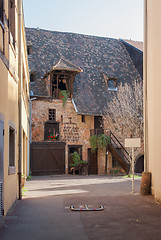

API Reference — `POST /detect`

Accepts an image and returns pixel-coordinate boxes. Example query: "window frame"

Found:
[82,115,85,123]
[8,126,16,175]
[49,109,56,121]
[30,71,36,83]
[108,78,118,91]
[0,0,4,24]
[44,121,59,141]
[9,0,16,48]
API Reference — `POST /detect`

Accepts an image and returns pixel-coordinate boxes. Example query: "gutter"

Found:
[18,0,22,200]
[144,0,148,172]
[72,99,78,113]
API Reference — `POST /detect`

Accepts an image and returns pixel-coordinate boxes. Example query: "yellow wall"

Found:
[145,0,161,201]
[0,0,30,215]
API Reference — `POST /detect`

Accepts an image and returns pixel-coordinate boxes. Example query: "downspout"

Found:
[144,0,148,172]
[140,0,151,195]
[18,0,22,200]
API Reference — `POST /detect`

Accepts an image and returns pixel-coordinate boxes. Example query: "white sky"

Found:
[23,0,143,41]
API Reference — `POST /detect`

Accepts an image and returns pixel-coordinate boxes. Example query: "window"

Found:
[49,109,56,121]
[44,122,59,140]
[61,115,63,124]
[0,0,4,54]
[82,115,85,123]
[30,72,36,82]
[9,0,15,47]
[108,78,117,91]
[9,127,15,167]
[94,116,104,134]
[51,71,74,98]
[0,0,3,23]
[27,45,32,55]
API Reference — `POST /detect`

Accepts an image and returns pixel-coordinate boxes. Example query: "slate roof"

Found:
[26,28,142,115]
[48,58,83,73]
[123,39,143,52]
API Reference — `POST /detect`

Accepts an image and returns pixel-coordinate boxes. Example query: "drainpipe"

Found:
[140,0,151,195]
[144,0,148,172]
[18,0,22,200]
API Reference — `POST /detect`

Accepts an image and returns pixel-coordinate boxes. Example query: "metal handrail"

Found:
[110,131,131,163]
[90,129,131,163]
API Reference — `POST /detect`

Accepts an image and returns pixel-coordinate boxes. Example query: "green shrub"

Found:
[89,134,110,152]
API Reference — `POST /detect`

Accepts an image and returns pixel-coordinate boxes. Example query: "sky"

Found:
[23,0,143,41]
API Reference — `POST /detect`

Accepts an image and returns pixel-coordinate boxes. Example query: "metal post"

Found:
[132,147,135,193]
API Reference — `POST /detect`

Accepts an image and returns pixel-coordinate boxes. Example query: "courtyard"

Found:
[0,175,161,240]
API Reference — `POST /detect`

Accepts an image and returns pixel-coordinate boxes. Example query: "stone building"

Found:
[0,0,30,216]
[26,28,143,176]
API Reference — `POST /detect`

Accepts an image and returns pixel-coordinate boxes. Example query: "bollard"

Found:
[140,171,151,195]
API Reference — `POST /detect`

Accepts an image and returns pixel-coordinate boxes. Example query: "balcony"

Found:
[90,129,110,136]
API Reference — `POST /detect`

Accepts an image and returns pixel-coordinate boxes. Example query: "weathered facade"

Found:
[0,0,30,216]
[26,28,143,176]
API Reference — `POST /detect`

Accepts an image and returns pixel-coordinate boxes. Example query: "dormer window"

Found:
[27,45,32,55]
[108,78,117,91]
[102,73,118,91]
[30,71,36,82]
[44,58,82,98]
[52,71,70,98]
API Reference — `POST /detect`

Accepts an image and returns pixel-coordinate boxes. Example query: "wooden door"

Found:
[68,145,82,172]
[31,142,65,175]
[88,148,98,174]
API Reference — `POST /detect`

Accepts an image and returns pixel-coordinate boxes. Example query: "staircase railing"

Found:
[109,131,131,164]
[90,129,131,173]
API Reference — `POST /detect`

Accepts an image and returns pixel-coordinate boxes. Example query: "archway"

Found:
[135,155,144,173]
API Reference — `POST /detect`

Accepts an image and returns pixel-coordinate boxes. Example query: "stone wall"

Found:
[31,98,94,173]
[31,98,144,175]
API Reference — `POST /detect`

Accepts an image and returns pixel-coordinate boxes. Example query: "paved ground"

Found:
[0,175,161,240]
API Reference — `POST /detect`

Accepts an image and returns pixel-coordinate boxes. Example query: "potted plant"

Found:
[89,134,110,152]
[70,151,88,175]
[97,134,110,152]
[89,135,97,152]
[59,90,69,108]
[48,133,59,140]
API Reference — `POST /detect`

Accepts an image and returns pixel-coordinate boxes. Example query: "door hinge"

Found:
[3,129,4,136]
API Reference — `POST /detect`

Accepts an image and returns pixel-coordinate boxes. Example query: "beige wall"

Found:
[0,0,30,215]
[145,0,161,201]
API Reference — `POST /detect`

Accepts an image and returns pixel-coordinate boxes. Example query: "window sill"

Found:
[8,166,16,175]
